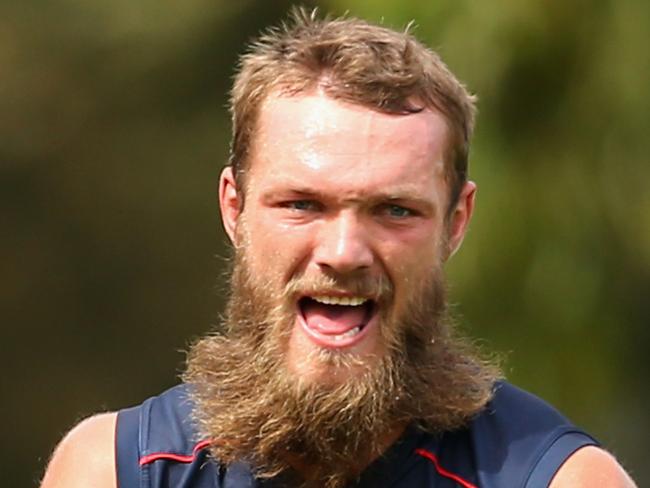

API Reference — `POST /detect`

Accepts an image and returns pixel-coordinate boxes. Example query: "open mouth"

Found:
[298,295,377,348]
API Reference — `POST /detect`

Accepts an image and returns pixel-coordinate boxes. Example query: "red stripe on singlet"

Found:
[139,439,211,466]
[415,448,478,488]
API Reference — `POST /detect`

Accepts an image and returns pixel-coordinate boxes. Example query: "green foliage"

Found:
[2,1,647,485]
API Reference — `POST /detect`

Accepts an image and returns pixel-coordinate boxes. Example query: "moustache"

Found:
[282,272,394,305]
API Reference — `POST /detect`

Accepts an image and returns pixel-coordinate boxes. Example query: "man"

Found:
[41,9,636,488]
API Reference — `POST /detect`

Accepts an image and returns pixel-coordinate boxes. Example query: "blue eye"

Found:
[385,204,413,218]
[287,200,316,211]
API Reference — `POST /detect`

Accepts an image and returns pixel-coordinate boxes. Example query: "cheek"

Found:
[243,219,313,283]
[380,237,442,310]
[381,231,440,275]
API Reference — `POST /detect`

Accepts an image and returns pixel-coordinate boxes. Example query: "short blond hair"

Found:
[229,8,477,210]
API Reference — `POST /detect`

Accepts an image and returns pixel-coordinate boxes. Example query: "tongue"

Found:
[302,300,367,335]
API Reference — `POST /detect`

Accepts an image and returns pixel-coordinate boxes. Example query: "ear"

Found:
[445,181,476,260]
[219,166,241,244]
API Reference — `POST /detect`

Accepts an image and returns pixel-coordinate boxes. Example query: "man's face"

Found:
[220,92,474,384]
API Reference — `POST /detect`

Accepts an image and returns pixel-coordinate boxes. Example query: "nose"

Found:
[313,211,374,274]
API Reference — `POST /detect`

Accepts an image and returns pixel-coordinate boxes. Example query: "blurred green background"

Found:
[2,0,648,486]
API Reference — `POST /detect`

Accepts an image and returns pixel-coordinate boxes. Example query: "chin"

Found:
[286,324,384,387]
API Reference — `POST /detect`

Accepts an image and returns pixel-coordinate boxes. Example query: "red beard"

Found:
[184,248,498,488]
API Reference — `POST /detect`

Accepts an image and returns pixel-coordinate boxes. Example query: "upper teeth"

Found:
[312,296,367,306]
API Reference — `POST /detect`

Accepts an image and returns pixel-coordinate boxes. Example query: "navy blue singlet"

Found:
[116,382,597,488]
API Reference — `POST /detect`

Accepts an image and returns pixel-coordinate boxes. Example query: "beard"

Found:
[184,244,499,488]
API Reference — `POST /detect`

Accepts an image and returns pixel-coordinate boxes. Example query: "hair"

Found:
[185,236,500,487]
[228,7,477,211]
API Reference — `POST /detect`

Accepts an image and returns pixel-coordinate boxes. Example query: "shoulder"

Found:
[41,385,202,488]
[488,381,570,421]
[467,381,601,487]
[473,381,590,440]
[550,445,637,487]
[116,384,217,487]
[40,412,117,488]
[127,383,199,454]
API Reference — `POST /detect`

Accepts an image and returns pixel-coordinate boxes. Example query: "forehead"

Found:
[248,92,449,196]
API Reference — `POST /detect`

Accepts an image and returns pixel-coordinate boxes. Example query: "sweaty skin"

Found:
[40,413,116,488]
[40,93,637,487]
[220,92,457,383]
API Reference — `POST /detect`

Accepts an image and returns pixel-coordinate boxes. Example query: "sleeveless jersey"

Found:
[116,382,597,488]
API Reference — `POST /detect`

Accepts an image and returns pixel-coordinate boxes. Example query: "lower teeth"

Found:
[333,326,361,341]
